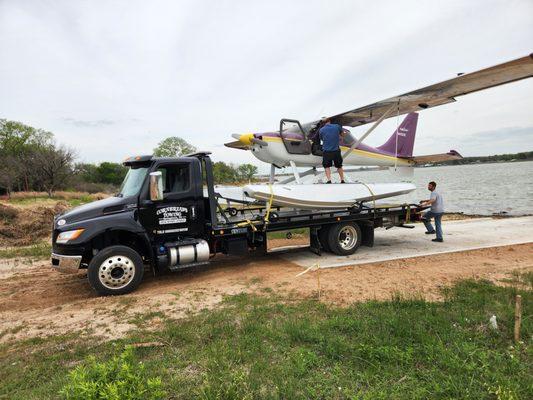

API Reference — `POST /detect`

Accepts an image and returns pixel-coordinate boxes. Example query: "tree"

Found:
[96,162,128,185]
[212,161,237,184]
[31,145,76,196]
[74,163,99,183]
[0,155,22,197]
[0,119,55,191]
[237,163,258,182]
[153,136,196,157]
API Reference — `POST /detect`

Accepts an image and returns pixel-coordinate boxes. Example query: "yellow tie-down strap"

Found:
[235,184,275,232]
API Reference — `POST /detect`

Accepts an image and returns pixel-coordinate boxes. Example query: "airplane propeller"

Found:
[225,133,268,150]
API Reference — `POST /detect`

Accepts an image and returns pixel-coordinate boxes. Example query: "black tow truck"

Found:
[51,152,422,295]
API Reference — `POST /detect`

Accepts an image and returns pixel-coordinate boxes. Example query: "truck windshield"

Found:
[117,167,148,197]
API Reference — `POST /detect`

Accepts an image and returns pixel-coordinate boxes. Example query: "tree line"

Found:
[437,151,533,165]
[0,119,258,197]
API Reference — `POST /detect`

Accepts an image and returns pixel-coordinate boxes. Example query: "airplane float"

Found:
[219,54,533,209]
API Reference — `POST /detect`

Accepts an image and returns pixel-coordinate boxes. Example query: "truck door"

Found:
[139,160,204,238]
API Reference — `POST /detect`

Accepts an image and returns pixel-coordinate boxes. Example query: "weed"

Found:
[0,242,51,259]
[59,346,165,400]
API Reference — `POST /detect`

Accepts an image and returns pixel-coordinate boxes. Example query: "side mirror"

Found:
[149,171,164,201]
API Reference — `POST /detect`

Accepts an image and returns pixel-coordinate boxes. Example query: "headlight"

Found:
[56,229,85,244]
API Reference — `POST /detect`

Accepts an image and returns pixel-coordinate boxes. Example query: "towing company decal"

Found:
[157,206,188,225]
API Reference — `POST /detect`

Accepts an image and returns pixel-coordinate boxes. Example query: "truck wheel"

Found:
[327,222,362,256]
[87,245,144,296]
[318,226,332,253]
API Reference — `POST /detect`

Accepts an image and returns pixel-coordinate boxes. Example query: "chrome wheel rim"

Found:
[98,255,135,290]
[338,226,357,250]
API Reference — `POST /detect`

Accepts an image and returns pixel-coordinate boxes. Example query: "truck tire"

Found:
[87,245,144,296]
[318,226,332,253]
[327,222,362,256]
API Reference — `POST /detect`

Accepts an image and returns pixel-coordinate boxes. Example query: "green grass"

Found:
[0,242,51,259]
[5,195,94,207]
[0,280,531,399]
[501,270,533,290]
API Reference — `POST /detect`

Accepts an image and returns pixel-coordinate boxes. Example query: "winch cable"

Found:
[355,180,377,219]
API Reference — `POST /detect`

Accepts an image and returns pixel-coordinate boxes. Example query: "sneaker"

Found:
[340,180,346,183]
[432,238,443,242]
[425,231,436,234]
[326,181,332,184]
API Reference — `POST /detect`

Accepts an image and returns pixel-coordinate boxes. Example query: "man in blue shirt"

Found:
[319,118,345,183]
[420,181,444,242]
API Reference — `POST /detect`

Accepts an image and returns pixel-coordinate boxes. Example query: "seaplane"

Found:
[219,54,533,209]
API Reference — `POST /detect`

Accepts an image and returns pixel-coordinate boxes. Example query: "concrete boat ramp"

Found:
[275,216,533,269]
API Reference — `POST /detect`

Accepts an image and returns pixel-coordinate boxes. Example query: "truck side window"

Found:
[157,164,190,195]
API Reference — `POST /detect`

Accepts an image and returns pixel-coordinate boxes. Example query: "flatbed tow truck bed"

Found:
[208,201,422,257]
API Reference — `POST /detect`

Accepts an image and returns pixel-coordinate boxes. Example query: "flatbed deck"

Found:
[208,200,423,256]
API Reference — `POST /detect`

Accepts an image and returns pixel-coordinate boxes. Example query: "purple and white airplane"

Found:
[228,112,435,169]
[225,54,532,181]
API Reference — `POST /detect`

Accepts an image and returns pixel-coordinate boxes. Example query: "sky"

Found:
[1,0,532,172]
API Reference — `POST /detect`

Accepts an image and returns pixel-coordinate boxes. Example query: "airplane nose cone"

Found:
[233,133,254,146]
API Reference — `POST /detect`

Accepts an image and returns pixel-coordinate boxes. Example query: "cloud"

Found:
[0,0,532,165]
[462,126,533,143]
[416,125,533,156]
[62,118,116,128]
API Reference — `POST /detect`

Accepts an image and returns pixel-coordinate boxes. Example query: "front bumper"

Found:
[51,253,82,273]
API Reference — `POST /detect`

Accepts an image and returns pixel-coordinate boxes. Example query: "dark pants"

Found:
[322,150,343,168]
[422,210,443,240]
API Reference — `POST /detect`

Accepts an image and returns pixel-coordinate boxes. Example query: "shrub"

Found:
[0,204,18,221]
[60,346,165,400]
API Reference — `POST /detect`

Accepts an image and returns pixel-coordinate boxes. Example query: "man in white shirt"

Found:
[420,181,444,242]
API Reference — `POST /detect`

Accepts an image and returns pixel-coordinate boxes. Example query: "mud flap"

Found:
[359,221,374,247]
[309,227,322,256]
[224,237,249,255]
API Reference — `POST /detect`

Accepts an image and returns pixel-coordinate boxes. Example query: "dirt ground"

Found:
[0,202,68,246]
[1,242,531,343]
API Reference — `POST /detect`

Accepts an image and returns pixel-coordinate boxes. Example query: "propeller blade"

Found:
[224,140,250,150]
[231,133,241,140]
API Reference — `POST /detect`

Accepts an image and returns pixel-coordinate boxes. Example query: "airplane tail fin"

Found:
[377,112,418,158]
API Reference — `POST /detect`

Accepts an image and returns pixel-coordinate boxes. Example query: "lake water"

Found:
[343,161,533,216]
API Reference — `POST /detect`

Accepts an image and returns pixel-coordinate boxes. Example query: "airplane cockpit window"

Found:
[340,130,356,147]
[283,123,305,141]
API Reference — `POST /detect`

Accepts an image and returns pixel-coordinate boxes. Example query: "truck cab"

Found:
[51,153,218,295]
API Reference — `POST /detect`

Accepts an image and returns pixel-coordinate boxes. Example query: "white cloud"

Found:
[1,0,532,168]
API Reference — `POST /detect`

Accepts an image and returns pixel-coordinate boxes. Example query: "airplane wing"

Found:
[410,150,463,164]
[329,54,533,127]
